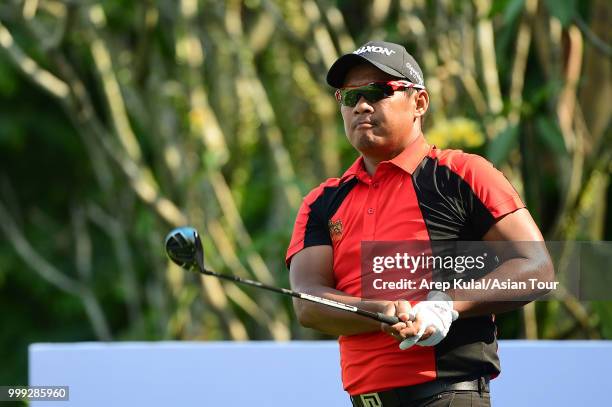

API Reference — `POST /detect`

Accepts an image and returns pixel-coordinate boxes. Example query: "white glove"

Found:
[399,291,459,350]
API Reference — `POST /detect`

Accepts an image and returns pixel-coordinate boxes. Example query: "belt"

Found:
[350,377,490,407]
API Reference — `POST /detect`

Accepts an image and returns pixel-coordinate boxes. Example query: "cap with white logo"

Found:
[326,40,425,88]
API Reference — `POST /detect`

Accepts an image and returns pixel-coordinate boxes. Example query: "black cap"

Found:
[326,41,425,88]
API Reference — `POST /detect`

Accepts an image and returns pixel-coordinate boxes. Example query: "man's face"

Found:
[340,63,421,161]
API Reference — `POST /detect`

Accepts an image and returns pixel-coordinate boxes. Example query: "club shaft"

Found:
[197,267,399,325]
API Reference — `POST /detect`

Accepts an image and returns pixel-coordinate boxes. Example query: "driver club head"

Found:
[164,226,205,272]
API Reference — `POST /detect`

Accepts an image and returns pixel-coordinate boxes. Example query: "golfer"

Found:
[286,40,553,407]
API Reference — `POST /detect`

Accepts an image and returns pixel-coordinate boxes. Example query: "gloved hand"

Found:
[399,291,459,350]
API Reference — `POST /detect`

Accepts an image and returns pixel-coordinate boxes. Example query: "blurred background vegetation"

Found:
[0,0,610,388]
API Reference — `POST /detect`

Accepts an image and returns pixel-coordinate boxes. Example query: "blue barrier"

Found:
[29,340,610,406]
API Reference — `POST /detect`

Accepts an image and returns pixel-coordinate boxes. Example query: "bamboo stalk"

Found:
[0,21,69,99]
[86,4,144,164]
[87,204,143,326]
[303,0,339,69]
[523,302,538,339]
[206,218,291,340]
[320,0,355,52]
[508,0,538,125]
[0,199,112,340]
[474,0,505,139]
[552,25,584,238]
[474,0,503,116]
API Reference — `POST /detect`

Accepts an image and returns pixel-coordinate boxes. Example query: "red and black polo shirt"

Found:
[286,135,525,396]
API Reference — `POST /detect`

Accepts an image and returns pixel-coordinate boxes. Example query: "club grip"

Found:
[377,313,400,325]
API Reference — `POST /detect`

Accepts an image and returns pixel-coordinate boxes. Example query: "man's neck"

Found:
[363,156,380,176]
[362,131,422,176]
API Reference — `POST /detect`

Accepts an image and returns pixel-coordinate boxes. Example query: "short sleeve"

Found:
[460,155,525,236]
[285,187,332,268]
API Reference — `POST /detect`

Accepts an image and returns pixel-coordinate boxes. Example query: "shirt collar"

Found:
[341,135,431,181]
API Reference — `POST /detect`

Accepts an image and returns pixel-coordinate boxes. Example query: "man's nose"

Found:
[353,96,374,114]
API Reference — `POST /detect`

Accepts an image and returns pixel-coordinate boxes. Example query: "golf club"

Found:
[164,226,400,325]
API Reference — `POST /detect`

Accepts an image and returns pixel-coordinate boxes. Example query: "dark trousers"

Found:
[409,390,490,407]
[351,390,490,407]
[350,377,491,407]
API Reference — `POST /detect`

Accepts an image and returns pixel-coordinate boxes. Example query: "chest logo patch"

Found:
[328,219,343,242]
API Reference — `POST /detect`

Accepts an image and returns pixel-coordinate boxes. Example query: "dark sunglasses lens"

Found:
[341,85,388,106]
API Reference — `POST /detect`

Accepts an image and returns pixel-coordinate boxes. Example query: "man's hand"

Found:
[380,300,434,345]
[380,300,414,339]
[400,291,458,349]
[380,292,458,350]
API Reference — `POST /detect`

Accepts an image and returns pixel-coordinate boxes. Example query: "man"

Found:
[285,41,553,407]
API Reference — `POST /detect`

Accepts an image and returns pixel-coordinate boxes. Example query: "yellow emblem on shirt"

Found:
[328,219,343,242]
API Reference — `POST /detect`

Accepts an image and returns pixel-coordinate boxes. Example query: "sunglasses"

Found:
[334,80,425,107]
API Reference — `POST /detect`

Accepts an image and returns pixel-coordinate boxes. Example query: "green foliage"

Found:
[427,118,485,150]
[486,124,518,166]
[544,0,577,27]
[535,117,566,155]
[593,302,612,339]
[502,0,526,25]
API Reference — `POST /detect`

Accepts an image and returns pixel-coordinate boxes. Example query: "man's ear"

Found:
[414,90,429,119]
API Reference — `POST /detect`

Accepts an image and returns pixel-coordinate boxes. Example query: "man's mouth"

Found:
[354,119,375,129]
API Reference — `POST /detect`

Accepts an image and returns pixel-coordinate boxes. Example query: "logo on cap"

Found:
[353,46,396,57]
[405,62,424,85]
